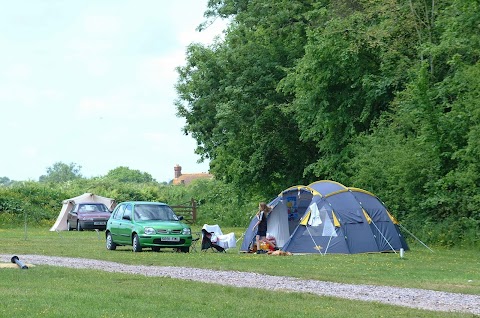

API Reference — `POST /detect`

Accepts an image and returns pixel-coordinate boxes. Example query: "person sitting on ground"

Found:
[264,234,277,251]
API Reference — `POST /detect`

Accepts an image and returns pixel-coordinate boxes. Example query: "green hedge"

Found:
[0,179,265,228]
[1,179,478,248]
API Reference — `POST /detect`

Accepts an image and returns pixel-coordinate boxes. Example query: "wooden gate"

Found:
[170,198,197,224]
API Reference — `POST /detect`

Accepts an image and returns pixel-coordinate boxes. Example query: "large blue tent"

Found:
[241,180,408,254]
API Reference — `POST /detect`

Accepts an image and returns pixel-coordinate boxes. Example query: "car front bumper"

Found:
[79,220,108,230]
[139,235,192,247]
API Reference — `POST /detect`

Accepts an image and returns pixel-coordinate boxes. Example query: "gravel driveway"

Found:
[1,254,479,315]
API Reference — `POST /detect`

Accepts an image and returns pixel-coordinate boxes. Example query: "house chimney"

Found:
[174,164,182,178]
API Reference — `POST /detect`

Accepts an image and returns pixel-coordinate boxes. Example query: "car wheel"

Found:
[132,234,142,252]
[77,222,83,231]
[106,232,117,250]
[151,246,160,252]
[180,246,190,253]
[67,221,71,231]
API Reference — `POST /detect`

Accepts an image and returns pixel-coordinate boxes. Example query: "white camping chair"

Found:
[202,224,236,250]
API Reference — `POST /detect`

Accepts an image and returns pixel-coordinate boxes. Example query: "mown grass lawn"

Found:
[1,226,479,296]
[1,226,479,317]
[0,265,473,318]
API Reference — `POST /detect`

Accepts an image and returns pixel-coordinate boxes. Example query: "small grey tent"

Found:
[241,180,408,254]
[49,193,117,231]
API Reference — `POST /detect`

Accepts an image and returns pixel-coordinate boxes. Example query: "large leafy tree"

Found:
[416,0,480,224]
[348,0,480,245]
[175,0,479,246]
[104,166,155,184]
[0,177,14,186]
[279,0,427,182]
[39,162,83,183]
[176,0,317,196]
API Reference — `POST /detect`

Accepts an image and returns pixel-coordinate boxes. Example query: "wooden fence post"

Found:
[191,198,197,223]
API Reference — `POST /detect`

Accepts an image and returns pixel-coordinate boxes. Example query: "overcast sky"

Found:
[0,1,225,183]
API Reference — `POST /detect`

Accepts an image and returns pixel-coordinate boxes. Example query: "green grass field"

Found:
[1,227,479,317]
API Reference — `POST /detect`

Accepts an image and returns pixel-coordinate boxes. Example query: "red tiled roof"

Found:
[173,172,213,185]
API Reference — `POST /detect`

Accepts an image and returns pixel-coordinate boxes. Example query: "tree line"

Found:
[174,0,479,247]
[0,163,258,229]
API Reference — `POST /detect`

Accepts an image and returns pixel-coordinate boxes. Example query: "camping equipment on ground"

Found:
[241,180,410,254]
[249,234,277,253]
[201,224,236,249]
[201,229,226,252]
[11,256,28,269]
[190,235,200,252]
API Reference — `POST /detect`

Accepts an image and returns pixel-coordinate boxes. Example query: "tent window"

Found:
[302,204,337,237]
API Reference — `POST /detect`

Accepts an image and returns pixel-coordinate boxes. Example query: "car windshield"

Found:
[134,204,178,221]
[79,204,109,213]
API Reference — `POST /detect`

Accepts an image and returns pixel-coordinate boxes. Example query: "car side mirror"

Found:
[177,215,184,221]
[122,215,131,221]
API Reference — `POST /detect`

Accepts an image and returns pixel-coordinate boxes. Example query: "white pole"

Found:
[323,235,333,255]
[305,226,323,255]
[370,219,397,253]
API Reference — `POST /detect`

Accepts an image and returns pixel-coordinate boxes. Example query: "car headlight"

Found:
[144,227,156,235]
[182,228,191,235]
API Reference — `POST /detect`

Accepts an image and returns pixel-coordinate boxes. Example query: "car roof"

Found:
[77,202,106,205]
[119,201,169,206]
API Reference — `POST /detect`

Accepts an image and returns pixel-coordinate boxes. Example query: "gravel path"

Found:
[2,254,479,315]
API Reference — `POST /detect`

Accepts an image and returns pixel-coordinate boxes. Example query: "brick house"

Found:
[172,164,213,185]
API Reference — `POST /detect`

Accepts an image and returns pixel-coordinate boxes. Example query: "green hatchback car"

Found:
[105,201,192,252]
